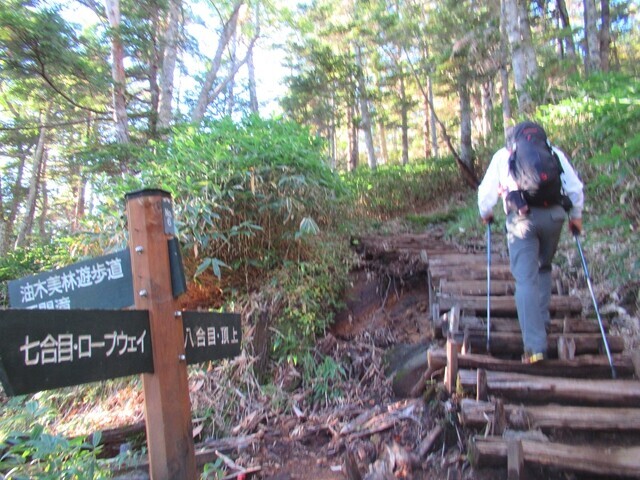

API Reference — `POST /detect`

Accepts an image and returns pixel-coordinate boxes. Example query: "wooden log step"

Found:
[437,316,605,337]
[427,253,503,266]
[440,279,515,296]
[470,436,640,478]
[460,398,640,431]
[430,265,514,281]
[436,294,583,316]
[458,370,640,406]
[427,349,635,378]
[454,331,625,357]
[439,279,564,296]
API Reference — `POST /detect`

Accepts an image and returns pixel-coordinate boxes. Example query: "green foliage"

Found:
[341,158,462,221]
[87,116,345,287]
[302,353,346,408]
[405,209,462,230]
[270,236,354,363]
[0,398,108,479]
[200,457,227,479]
[0,243,76,307]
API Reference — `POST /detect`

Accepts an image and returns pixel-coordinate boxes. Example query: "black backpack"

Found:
[508,121,564,208]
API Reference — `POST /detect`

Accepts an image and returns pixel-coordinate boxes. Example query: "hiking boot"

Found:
[522,351,546,364]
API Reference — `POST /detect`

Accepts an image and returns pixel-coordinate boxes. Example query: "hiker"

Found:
[477,121,584,363]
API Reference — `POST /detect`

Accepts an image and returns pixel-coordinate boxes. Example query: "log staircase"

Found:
[425,245,640,479]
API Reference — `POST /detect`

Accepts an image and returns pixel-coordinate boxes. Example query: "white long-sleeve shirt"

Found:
[477,146,584,220]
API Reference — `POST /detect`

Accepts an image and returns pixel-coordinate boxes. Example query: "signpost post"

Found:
[0,189,242,480]
[125,189,197,480]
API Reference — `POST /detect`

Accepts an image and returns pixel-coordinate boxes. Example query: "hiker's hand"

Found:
[482,214,494,225]
[569,218,582,235]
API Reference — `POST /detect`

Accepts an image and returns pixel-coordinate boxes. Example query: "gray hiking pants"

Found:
[506,205,565,355]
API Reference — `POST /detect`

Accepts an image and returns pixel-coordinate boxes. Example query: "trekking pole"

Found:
[572,226,617,379]
[486,221,492,354]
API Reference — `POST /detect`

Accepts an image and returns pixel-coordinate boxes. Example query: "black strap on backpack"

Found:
[508,121,565,208]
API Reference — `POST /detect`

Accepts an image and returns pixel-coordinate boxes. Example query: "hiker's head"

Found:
[513,121,548,143]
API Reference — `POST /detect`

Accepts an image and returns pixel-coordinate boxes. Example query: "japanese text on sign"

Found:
[19,330,147,367]
[18,258,126,309]
[184,325,239,350]
[8,250,134,311]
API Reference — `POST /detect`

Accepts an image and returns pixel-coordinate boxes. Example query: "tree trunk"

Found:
[354,44,376,169]
[481,80,493,138]
[0,176,5,254]
[247,4,261,114]
[583,0,601,74]
[247,47,259,114]
[147,7,160,137]
[37,153,49,243]
[347,104,358,172]
[227,27,238,116]
[1,151,27,255]
[517,0,538,78]
[459,82,474,176]
[378,123,389,165]
[158,0,181,130]
[423,94,431,159]
[599,0,611,71]
[499,2,513,133]
[73,171,87,232]
[15,113,49,248]
[104,0,130,145]
[502,0,533,113]
[556,0,577,60]
[399,74,409,165]
[428,76,438,157]
[191,1,244,123]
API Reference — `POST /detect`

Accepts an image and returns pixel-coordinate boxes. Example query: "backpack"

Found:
[508,121,564,208]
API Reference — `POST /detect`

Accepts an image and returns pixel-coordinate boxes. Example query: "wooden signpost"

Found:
[0,189,241,480]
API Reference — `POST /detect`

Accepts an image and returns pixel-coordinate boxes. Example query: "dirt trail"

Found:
[255,230,476,480]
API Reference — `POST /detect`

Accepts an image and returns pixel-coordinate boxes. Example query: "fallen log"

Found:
[451,331,624,357]
[436,295,582,316]
[470,436,640,478]
[458,370,640,406]
[460,398,640,431]
[427,348,634,378]
[108,432,263,476]
[417,425,443,458]
[339,398,422,439]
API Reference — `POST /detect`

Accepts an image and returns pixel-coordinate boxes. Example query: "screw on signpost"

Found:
[125,189,196,480]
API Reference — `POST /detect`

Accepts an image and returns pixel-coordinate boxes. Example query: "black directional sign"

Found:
[0,309,153,396]
[0,309,242,396]
[7,250,134,310]
[183,312,241,364]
